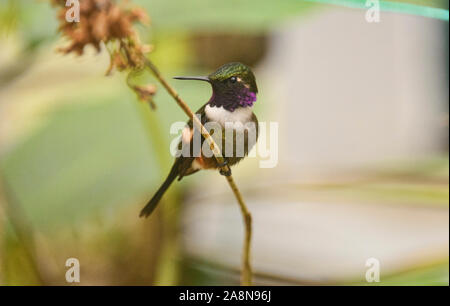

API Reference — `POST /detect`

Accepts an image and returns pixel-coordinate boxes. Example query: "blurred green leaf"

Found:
[136,0,316,33]
[307,0,449,20]
[0,92,160,229]
[354,262,449,286]
[381,262,449,286]
[0,0,57,42]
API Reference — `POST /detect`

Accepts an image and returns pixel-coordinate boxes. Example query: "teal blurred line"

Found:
[306,0,449,21]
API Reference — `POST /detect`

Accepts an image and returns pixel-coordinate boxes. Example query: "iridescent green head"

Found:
[208,62,258,94]
[174,62,258,111]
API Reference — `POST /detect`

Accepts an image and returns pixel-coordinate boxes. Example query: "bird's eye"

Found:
[230,76,237,83]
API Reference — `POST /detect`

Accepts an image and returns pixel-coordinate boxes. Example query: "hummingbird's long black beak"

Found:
[173,76,210,82]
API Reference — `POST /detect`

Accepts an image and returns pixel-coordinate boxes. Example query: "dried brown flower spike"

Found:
[52,0,149,64]
[52,0,156,107]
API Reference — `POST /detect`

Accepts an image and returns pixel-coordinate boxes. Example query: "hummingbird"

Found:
[140,62,259,217]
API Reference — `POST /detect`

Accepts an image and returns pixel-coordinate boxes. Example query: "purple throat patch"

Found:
[238,90,257,107]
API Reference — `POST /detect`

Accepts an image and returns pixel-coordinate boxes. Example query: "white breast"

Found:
[204,104,258,159]
[205,105,253,126]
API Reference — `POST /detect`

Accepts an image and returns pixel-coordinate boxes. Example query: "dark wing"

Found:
[176,103,209,180]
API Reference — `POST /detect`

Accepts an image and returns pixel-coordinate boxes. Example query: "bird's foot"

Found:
[220,168,232,176]
[217,160,232,177]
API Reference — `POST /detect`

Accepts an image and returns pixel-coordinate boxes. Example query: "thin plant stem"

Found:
[144,58,253,286]
[225,175,252,286]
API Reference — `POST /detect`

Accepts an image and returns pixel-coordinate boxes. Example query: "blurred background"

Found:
[0,0,448,285]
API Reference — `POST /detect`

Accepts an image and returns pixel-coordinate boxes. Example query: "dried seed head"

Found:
[53,0,157,108]
[132,84,157,109]
[53,0,150,61]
